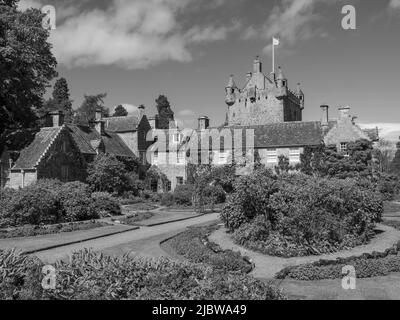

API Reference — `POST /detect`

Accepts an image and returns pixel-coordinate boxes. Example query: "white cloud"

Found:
[19,0,239,69]
[389,0,400,10]
[242,0,338,54]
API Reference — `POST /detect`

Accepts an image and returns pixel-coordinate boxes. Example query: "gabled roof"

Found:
[67,125,135,158]
[104,115,141,133]
[13,127,63,169]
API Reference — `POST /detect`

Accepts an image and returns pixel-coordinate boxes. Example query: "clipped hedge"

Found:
[0,249,286,300]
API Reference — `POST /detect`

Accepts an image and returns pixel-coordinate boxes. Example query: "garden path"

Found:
[209,224,400,279]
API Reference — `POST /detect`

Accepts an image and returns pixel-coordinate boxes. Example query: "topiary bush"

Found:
[91,192,121,217]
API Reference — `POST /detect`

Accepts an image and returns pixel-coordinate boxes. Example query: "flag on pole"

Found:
[273,37,280,46]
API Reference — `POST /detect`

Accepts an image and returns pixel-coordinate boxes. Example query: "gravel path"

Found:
[209,224,400,279]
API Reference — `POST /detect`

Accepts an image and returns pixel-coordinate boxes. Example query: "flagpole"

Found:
[272,37,275,74]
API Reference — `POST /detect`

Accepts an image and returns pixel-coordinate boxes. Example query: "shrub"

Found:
[87,153,129,195]
[160,193,174,207]
[173,184,194,206]
[204,184,226,204]
[0,250,43,300]
[0,185,61,227]
[221,171,383,257]
[58,182,98,222]
[165,226,252,273]
[91,192,121,217]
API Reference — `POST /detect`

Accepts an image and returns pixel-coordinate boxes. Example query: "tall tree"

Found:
[391,138,400,176]
[73,93,109,126]
[113,104,128,117]
[0,0,58,148]
[155,95,174,129]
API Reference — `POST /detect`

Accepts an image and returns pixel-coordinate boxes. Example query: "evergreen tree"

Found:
[113,105,128,117]
[73,93,109,126]
[155,95,174,129]
[52,78,73,123]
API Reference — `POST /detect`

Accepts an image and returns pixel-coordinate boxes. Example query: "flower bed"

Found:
[0,249,286,300]
[0,221,110,239]
[276,241,400,281]
[162,225,253,273]
[115,212,155,225]
[221,171,383,258]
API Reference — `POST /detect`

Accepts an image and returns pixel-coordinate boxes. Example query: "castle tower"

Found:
[296,83,305,110]
[225,74,237,107]
[225,57,304,126]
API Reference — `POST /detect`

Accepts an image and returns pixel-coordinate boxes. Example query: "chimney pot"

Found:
[320,105,329,127]
[49,110,64,127]
[198,116,210,130]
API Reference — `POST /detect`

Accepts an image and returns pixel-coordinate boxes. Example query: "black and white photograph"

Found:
[1,0,400,309]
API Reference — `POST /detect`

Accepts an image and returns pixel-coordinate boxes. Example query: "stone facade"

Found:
[225,57,304,126]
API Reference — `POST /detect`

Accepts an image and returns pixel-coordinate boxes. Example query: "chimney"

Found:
[253,56,262,73]
[94,107,105,135]
[139,104,145,119]
[198,116,210,131]
[320,105,329,127]
[338,106,351,120]
[49,110,64,127]
[246,72,252,83]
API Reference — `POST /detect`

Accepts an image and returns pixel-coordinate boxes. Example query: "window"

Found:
[61,141,67,152]
[339,142,349,156]
[289,148,301,164]
[173,133,182,143]
[177,152,185,164]
[167,181,172,192]
[176,177,184,186]
[266,149,278,164]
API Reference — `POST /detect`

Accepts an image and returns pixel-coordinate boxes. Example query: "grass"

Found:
[382,220,400,230]
[161,224,253,273]
[0,221,110,239]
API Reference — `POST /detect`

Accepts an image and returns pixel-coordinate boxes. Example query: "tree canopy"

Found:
[113,105,128,117]
[73,93,109,126]
[155,95,174,129]
[0,0,58,149]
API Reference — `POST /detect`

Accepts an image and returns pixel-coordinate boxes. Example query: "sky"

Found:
[18,0,400,130]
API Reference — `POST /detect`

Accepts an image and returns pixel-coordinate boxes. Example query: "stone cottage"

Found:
[4,107,151,189]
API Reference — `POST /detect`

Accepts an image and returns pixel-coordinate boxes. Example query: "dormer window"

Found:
[339,142,349,156]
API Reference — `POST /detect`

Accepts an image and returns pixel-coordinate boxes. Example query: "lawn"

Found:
[114,212,156,226]
[384,201,400,216]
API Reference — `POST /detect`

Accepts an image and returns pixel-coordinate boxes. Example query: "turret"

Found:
[225,74,236,107]
[276,66,287,88]
[296,83,305,109]
[253,56,262,73]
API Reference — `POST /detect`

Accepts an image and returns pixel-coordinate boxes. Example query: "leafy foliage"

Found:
[221,170,383,257]
[0,2,57,150]
[73,93,108,126]
[155,95,174,129]
[112,104,128,117]
[87,154,129,195]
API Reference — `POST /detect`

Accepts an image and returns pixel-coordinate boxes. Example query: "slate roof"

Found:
[67,125,135,158]
[13,124,136,170]
[186,121,336,151]
[13,127,63,169]
[104,115,141,133]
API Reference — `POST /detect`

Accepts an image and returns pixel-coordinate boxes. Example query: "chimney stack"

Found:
[198,116,210,131]
[253,56,262,73]
[338,106,351,120]
[49,110,64,127]
[94,107,105,135]
[246,72,252,83]
[320,105,329,127]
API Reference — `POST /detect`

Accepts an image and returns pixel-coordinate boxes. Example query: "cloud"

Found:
[389,0,400,10]
[19,0,239,69]
[242,0,338,55]
[178,109,196,117]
